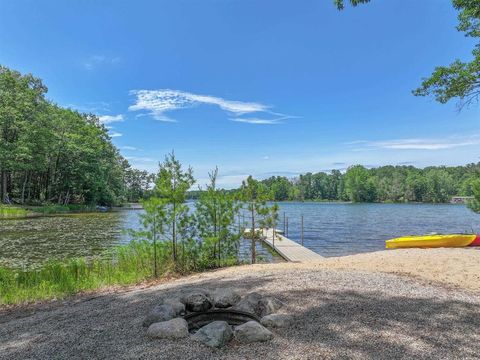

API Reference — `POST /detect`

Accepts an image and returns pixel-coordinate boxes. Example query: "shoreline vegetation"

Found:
[0,154,279,305]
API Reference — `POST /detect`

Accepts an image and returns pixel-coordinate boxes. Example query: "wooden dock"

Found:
[246,228,324,262]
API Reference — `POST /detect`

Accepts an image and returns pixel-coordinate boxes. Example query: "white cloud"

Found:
[230,118,280,125]
[263,156,270,160]
[99,114,124,124]
[109,131,122,138]
[121,146,139,151]
[129,89,291,123]
[348,135,480,151]
[125,156,155,162]
[84,55,121,70]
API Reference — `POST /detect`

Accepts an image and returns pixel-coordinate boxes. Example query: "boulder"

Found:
[162,298,186,316]
[143,304,176,327]
[214,288,241,308]
[146,318,189,339]
[233,292,263,316]
[184,291,213,312]
[234,321,273,343]
[192,321,233,348]
[259,297,285,317]
[260,314,292,328]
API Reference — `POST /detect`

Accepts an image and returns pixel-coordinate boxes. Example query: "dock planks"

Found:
[246,228,324,262]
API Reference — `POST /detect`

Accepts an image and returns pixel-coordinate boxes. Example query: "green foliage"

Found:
[195,167,241,267]
[239,176,270,264]
[0,65,150,207]
[413,49,480,108]
[0,240,173,305]
[30,204,97,214]
[229,163,480,204]
[154,152,195,266]
[468,180,480,213]
[334,0,370,10]
[0,205,28,218]
[334,0,480,108]
[344,165,376,202]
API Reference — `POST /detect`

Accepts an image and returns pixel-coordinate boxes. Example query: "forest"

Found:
[243,164,480,204]
[0,66,150,206]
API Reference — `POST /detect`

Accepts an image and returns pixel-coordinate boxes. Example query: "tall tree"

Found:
[239,176,269,264]
[195,167,241,266]
[154,152,195,265]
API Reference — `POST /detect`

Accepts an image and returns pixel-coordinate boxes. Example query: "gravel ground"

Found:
[1,263,480,360]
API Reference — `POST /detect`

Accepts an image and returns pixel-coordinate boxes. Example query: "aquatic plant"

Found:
[0,240,174,305]
[0,206,28,219]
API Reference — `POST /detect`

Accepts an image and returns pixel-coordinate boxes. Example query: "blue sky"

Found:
[1,0,479,188]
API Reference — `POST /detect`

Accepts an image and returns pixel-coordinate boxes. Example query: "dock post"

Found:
[283,212,286,234]
[301,214,304,246]
[286,217,289,237]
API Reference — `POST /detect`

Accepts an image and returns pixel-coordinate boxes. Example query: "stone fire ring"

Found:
[184,309,260,332]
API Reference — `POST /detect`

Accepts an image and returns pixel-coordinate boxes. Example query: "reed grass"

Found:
[30,204,97,214]
[0,205,29,219]
[0,241,175,305]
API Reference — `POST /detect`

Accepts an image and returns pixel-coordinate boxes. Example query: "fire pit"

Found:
[144,288,292,347]
[184,309,259,332]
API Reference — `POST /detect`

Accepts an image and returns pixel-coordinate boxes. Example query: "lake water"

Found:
[0,203,478,268]
[274,202,479,257]
[0,208,280,268]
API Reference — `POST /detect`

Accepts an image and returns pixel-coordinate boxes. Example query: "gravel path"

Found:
[1,264,480,359]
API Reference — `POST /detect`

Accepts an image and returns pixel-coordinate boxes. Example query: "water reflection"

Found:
[0,210,281,268]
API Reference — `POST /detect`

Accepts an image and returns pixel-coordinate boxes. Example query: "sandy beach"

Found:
[1,248,480,359]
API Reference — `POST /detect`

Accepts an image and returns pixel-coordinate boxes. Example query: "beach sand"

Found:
[317,247,480,291]
[1,248,479,359]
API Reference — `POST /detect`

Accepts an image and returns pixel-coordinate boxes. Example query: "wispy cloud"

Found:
[129,89,292,124]
[84,55,121,70]
[125,156,155,162]
[348,135,480,151]
[99,114,124,124]
[66,101,111,113]
[121,146,140,151]
[230,117,280,125]
[109,131,122,138]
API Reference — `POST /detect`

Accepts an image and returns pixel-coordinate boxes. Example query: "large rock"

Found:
[162,298,186,316]
[234,321,273,343]
[192,321,233,348]
[143,304,176,327]
[233,292,263,316]
[146,318,189,339]
[259,297,285,317]
[184,291,213,312]
[214,288,241,308]
[260,314,292,328]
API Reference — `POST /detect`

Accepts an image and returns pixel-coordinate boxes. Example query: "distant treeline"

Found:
[0,66,151,206]
[189,164,480,203]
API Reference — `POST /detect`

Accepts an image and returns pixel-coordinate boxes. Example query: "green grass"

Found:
[0,205,29,219]
[0,241,176,305]
[29,204,97,214]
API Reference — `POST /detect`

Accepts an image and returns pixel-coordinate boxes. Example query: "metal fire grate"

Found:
[183,309,259,332]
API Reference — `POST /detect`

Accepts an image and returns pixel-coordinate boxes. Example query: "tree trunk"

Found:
[21,170,28,204]
[172,202,177,263]
[1,171,8,203]
[251,206,256,264]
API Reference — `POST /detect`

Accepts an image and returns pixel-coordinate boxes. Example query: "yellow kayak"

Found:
[386,234,480,249]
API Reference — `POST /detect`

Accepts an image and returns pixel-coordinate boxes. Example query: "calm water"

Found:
[274,202,480,257]
[1,203,478,267]
[0,208,280,268]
